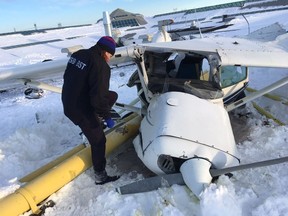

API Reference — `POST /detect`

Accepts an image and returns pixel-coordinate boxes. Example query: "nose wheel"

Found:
[24,88,44,99]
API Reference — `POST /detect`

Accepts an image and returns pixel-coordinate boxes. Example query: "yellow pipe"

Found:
[246,87,288,105]
[19,144,86,183]
[252,102,285,126]
[20,112,138,183]
[0,114,141,216]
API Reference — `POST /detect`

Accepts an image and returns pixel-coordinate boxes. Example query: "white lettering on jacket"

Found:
[68,57,87,70]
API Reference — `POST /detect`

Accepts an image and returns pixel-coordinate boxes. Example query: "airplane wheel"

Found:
[24,88,44,99]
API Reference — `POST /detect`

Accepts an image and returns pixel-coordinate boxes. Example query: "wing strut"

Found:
[19,78,62,93]
[18,78,146,115]
[226,76,288,112]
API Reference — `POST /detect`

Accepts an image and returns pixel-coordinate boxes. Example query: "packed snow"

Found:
[0,3,288,216]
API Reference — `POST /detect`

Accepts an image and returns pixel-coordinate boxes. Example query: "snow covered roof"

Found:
[110,8,147,28]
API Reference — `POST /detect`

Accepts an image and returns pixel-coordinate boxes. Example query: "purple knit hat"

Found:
[97,36,116,55]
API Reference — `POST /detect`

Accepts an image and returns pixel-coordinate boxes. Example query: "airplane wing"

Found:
[1,36,288,91]
[142,36,288,68]
[0,59,68,90]
[0,46,135,91]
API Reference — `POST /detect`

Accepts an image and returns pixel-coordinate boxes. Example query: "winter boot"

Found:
[95,170,120,185]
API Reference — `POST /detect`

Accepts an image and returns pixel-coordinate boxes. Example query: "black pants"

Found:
[78,91,118,172]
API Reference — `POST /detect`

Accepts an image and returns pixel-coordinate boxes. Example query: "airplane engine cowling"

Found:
[133,91,239,175]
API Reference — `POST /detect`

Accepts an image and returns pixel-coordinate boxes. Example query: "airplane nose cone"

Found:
[180,158,213,198]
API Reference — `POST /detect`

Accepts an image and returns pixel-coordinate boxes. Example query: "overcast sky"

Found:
[0,0,241,33]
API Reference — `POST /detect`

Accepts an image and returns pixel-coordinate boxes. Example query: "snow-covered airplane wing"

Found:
[0,59,68,90]
[1,36,288,91]
[142,36,288,68]
[0,46,135,90]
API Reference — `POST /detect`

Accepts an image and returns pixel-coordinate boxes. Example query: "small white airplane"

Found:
[114,34,288,197]
[1,31,288,198]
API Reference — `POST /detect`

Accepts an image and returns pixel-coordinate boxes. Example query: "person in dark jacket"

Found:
[62,36,119,184]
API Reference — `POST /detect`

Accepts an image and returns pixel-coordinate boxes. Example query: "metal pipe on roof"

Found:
[103,11,112,37]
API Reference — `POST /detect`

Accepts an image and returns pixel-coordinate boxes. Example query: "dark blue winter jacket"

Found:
[61,45,111,126]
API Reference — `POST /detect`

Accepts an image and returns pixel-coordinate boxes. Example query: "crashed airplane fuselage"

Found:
[119,35,288,197]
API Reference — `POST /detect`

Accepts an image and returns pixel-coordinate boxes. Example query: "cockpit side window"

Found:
[220,66,247,88]
[200,58,210,81]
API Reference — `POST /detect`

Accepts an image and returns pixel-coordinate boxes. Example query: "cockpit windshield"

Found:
[145,52,224,100]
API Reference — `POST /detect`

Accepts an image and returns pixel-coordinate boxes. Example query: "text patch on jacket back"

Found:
[68,56,87,70]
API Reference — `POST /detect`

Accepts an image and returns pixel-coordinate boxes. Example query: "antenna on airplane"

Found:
[242,14,251,34]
